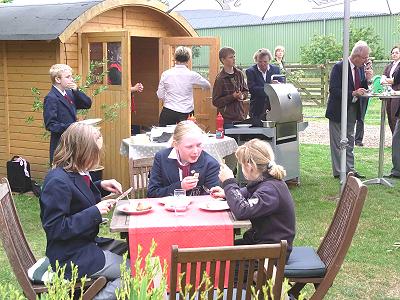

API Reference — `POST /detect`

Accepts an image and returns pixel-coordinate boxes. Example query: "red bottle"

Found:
[216,112,224,139]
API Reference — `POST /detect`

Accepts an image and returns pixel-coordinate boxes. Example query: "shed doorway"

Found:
[130,36,159,132]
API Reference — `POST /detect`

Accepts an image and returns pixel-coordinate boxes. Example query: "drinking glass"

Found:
[173,189,187,216]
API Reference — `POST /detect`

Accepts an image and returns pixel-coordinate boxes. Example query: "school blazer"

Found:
[147,148,220,198]
[40,168,108,279]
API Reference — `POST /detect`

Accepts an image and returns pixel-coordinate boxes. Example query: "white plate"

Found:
[78,118,102,126]
[165,204,188,212]
[117,202,152,215]
[233,124,251,128]
[198,201,230,211]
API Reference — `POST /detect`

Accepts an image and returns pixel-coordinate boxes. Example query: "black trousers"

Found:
[158,107,194,126]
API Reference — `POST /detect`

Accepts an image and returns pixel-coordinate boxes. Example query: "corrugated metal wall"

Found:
[196,14,399,66]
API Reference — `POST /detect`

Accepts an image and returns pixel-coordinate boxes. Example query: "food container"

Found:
[262,120,276,128]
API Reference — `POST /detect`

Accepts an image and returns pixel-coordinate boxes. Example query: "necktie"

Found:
[64,94,74,105]
[82,175,91,187]
[177,162,191,178]
[354,66,361,90]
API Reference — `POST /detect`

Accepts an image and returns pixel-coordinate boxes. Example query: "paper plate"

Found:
[117,202,152,215]
[233,124,251,128]
[164,204,188,212]
[198,201,230,211]
[78,118,102,126]
[158,196,191,206]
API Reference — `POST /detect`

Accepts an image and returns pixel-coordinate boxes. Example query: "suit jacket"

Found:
[383,60,400,91]
[147,148,220,198]
[246,64,281,119]
[40,168,108,279]
[43,86,92,162]
[325,60,368,123]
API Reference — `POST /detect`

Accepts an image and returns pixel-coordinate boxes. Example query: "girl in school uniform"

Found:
[40,123,128,300]
[211,138,296,257]
[147,120,220,198]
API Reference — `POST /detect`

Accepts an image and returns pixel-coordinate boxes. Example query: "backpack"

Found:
[7,156,32,193]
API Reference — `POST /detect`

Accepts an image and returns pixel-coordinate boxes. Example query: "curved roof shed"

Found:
[0,0,219,187]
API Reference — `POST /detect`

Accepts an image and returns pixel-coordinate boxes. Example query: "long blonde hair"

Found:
[171,120,205,147]
[235,139,286,180]
[52,123,102,172]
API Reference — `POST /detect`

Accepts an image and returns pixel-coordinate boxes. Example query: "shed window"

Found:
[89,42,104,84]
[107,42,122,85]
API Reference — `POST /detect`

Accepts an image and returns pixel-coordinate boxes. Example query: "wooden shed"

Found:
[0,0,220,187]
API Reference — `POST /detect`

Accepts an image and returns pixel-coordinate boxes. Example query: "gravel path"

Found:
[299,121,392,148]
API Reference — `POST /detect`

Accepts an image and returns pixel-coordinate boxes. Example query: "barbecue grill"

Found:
[225,83,308,183]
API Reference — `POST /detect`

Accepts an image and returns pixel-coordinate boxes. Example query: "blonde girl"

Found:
[211,138,296,256]
[40,123,129,300]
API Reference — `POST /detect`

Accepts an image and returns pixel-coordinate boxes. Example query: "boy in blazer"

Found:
[43,64,92,164]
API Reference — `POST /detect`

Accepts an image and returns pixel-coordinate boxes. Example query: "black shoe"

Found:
[353,172,366,179]
[333,175,340,179]
[355,142,364,147]
[383,174,400,179]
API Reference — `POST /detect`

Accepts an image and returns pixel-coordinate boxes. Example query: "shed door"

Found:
[82,31,130,187]
[160,37,220,131]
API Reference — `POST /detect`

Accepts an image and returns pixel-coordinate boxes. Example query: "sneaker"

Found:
[355,142,364,147]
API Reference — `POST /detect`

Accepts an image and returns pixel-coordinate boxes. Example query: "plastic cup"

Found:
[173,189,187,216]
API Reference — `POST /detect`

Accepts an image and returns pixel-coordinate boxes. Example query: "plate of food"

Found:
[233,124,251,128]
[198,201,230,211]
[117,201,152,215]
[77,118,102,126]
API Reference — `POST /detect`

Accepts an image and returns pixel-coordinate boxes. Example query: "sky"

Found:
[4,0,400,17]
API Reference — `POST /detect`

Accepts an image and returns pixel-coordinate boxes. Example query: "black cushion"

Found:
[284,246,326,278]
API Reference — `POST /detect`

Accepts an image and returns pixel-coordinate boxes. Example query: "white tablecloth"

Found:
[120,135,238,163]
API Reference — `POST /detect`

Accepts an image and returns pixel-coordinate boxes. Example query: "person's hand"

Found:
[100,179,122,194]
[353,88,368,97]
[271,80,280,84]
[233,91,242,100]
[210,186,225,198]
[385,78,394,85]
[365,69,373,81]
[181,175,199,191]
[131,82,144,93]
[219,163,234,183]
[95,199,115,215]
[66,82,78,90]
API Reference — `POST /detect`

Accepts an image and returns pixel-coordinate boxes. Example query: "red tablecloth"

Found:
[128,195,234,287]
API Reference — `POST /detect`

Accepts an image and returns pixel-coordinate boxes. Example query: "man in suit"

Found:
[325,41,373,179]
[43,64,92,164]
[246,48,281,120]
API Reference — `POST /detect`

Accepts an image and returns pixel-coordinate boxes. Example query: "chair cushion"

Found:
[28,257,53,284]
[284,246,326,278]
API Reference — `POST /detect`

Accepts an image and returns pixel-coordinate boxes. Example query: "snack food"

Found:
[136,202,152,211]
[193,172,199,179]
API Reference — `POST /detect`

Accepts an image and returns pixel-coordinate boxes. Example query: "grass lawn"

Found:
[304,98,383,126]
[1,144,399,299]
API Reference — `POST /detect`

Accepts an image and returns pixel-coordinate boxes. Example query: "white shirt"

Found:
[390,60,400,78]
[156,64,211,113]
[257,65,270,81]
[53,85,67,96]
[348,58,357,85]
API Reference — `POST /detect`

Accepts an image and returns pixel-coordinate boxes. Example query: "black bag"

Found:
[7,156,32,193]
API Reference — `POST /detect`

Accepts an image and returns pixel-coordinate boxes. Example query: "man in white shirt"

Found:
[156,46,211,126]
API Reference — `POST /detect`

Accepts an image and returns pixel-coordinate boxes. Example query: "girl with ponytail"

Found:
[210,138,296,257]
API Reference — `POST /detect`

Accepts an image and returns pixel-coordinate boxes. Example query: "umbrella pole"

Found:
[340,0,351,191]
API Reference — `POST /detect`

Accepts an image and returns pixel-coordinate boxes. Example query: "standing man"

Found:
[325,41,373,179]
[156,46,211,126]
[43,64,92,164]
[246,48,281,120]
[212,47,248,128]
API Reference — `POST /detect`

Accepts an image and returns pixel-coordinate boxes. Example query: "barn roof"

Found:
[0,1,101,40]
[178,9,388,29]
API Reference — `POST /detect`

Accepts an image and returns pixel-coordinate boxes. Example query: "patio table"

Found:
[362,94,400,187]
[110,196,251,286]
[120,134,238,163]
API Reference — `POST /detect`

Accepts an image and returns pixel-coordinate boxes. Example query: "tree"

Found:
[300,35,342,64]
[349,24,385,60]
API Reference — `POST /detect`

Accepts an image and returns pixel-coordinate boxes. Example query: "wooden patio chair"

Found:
[285,172,368,299]
[0,177,107,300]
[170,240,288,300]
[129,157,154,198]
